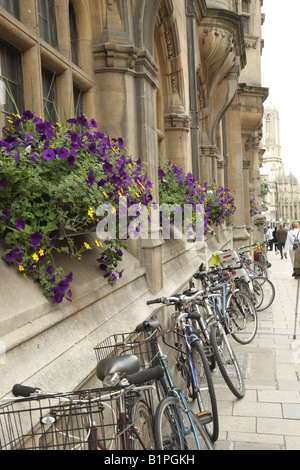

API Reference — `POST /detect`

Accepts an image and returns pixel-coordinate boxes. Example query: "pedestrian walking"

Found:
[266,226,274,251]
[276,224,287,259]
[273,226,278,254]
[284,221,300,273]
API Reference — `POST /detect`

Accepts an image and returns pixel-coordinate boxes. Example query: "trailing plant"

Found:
[250,196,259,217]
[0,111,153,303]
[158,162,236,237]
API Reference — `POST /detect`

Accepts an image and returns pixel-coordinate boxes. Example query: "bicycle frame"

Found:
[158,348,203,449]
[144,318,203,449]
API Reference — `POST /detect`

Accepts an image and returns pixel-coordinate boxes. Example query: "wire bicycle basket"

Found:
[0,388,133,451]
[94,329,160,370]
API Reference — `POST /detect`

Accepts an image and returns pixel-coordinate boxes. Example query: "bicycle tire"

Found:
[194,303,216,371]
[129,398,155,450]
[210,324,245,399]
[248,261,268,278]
[153,396,213,450]
[226,290,258,344]
[252,276,275,311]
[188,340,219,442]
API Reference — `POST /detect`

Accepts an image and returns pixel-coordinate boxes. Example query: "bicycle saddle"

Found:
[96,354,140,382]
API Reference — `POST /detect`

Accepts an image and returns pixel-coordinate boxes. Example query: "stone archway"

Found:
[153,0,191,172]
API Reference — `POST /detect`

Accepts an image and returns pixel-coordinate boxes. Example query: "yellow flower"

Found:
[39,249,44,256]
[32,253,39,262]
[23,273,27,279]
[84,242,91,250]
[103,192,108,198]
[88,207,94,219]
[18,265,24,272]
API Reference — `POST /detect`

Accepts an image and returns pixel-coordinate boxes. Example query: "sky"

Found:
[261,0,300,181]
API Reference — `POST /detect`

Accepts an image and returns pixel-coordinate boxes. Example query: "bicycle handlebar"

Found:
[12,366,165,397]
[12,384,41,398]
[126,365,164,385]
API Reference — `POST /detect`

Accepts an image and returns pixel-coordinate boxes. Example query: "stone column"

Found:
[226,102,250,246]
[135,51,164,294]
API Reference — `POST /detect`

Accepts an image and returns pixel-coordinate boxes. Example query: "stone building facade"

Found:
[0,0,268,396]
[261,107,300,224]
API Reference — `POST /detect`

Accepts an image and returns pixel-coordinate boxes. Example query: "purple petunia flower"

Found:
[67,155,75,167]
[103,161,114,174]
[22,110,34,120]
[51,288,64,304]
[65,272,73,283]
[45,264,54,277]
[35,121,55,139]
[14,218,26,230]
[5,249,17,263]
[66,289,72,301]
[42,149,56,162]
[85,169,95,187]
[56,147,69,159]
[0,208,11,220]
[0,177,7,188]
[30,153,39,163]
[30,231,43,248]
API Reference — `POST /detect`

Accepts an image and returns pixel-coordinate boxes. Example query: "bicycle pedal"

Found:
[196,411,213,426]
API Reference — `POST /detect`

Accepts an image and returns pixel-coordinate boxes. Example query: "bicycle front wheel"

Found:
[210,324,245,399]
[226,290,258,344]
[153,396,213,450]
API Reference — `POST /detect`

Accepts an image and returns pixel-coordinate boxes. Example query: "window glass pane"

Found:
[0,40,22,125]
[42,68,56,122]
[69,3,78,65]
[0,0,20,19]
[73,85,82,116]
[38,0,58,48]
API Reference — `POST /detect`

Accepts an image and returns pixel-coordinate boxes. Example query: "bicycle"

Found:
[186,267,246,399]
[0,357,163,450]
[195,263,258,345]
[129,312,214,450]
[219,248,275,313]
[144,295,219,443]
[233,247,275,312]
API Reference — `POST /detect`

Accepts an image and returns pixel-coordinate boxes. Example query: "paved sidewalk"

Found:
[214,250,300,450]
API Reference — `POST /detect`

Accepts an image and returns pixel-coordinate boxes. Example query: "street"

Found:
[214,249,300,450]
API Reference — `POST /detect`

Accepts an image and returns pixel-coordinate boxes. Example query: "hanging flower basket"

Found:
[158,162,236,238]
[0,111,153,304]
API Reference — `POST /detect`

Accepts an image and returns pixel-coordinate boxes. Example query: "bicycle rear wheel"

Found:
[129,398,155,450]
[226,290,258,344]
[188,340,219,442]
[252,276,275,311]
[153,396,213,450]
[248,261,267,278]
[210,324,245,399]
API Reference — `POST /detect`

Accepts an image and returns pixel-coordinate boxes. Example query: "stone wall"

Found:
[0,227,232,398]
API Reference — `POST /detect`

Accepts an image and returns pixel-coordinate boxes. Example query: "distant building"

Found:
[261,107,300,223]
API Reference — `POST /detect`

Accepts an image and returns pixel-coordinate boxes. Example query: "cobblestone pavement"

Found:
[213,250,300,450]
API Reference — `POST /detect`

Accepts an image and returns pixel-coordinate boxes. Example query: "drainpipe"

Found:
[222,115,228,189]
[186,0,200,181]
